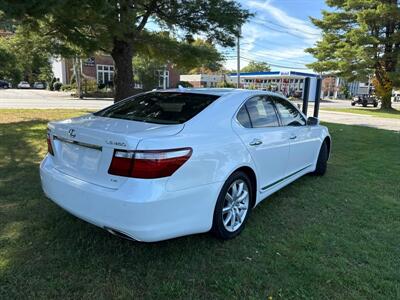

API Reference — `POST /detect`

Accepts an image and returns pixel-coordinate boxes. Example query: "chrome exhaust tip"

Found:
[104,227,136,241]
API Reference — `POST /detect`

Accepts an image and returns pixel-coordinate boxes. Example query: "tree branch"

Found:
[136,0,157,31]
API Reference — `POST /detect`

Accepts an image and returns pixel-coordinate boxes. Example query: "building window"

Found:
[158,70,169,88]
[97,65,114,84]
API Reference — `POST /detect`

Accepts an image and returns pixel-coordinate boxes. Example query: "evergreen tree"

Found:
[307,0,400,109]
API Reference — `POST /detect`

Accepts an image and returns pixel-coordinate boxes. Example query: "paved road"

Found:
[0,89,112,109]
[1,89,399,131]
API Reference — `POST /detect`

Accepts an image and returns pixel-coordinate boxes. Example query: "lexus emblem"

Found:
[68,129,76,138]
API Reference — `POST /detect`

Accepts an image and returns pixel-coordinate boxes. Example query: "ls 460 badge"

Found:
[105,140,127,147]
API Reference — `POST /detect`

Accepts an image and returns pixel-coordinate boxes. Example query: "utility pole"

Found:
[236,26,241,88]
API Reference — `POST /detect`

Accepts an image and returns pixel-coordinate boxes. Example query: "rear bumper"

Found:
[40,155,221,242]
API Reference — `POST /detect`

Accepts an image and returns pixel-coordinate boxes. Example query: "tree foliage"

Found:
[306,0,400,108]
[0,26,53,85]
[0,0,251,101]
[241,60,271,73]
[133,36,223,90]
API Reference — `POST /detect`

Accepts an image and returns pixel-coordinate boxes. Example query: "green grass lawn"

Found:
[321,107,400,119]
[1,109,399,299]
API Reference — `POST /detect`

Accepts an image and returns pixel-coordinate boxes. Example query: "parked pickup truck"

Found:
[351,95,379,107]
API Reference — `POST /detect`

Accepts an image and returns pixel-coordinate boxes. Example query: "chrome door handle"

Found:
[290,135,297,140]
[249,139,263,146]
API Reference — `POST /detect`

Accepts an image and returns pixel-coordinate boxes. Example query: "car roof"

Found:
[157,88,286,98]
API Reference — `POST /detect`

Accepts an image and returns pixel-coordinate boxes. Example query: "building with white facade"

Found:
[321,75,372,99]
[227,71,320,101]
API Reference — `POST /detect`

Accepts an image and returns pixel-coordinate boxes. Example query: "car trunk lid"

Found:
[48,114,184,189]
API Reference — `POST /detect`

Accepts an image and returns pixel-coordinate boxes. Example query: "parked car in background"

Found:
[17,81,31,89]
[40,89,331,242]
[392,92,400,102]
[351,95,379,107]
[0,80,11,88]
[33,82,46,89]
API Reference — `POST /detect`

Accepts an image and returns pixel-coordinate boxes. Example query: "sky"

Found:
[223,0,328,73]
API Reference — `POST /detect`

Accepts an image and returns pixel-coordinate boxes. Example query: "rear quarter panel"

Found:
[137,129,255,192]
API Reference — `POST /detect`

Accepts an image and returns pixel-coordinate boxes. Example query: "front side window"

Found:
[273,97,306,126]
[237,96,279,128]
[94,92,219,124]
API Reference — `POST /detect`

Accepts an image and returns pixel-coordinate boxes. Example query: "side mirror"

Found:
[307,116,319,126]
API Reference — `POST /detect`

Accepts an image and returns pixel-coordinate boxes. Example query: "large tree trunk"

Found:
[380,89,393,109]
[374,66,393,109]
[111,39,135,102]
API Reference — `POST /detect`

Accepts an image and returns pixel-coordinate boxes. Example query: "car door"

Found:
[272,96,320,175]
[233,95,290,192]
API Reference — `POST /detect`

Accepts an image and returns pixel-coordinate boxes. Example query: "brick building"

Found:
[52,54,180,89]
[52,54,115,85]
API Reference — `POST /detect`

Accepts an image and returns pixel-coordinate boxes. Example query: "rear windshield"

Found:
[94,92,219,124]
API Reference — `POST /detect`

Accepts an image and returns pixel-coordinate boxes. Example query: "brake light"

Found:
[108,148,192,179]
[47,133,54,155]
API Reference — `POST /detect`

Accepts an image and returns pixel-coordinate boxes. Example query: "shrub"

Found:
[49,77,57,91]
[61,84,77,92]
[82,78,98,93]
[176,81,193,88]
[216,81,235,88]
[53,81,62,91]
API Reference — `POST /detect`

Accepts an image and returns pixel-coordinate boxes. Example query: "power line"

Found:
[253,17,320,36]
[253,22,309,39]
[239,55,310,70]
[252,21,321,41]
[223,49,313,65]
[224,51,311,65]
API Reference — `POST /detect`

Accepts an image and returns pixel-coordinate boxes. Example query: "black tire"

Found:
[374,103,378,107]
[362,102,367,107]
[351,102,355,106]
[312,141,328,176]
[212,171,253,240]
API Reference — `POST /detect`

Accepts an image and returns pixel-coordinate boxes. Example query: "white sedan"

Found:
[17,81,31,89]
[40,89,331,242]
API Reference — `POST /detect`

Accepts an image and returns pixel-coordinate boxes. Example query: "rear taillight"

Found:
[47,133,54,156]
[108,148,192,179]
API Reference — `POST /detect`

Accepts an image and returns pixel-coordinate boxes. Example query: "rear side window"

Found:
[238,96,279,128]
[94,92,219,124]
[237,105,252,128]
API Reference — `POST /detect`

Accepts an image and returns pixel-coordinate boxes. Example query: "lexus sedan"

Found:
[40,89,331,242]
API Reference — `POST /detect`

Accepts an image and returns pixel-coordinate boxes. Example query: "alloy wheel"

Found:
[222,179,249,232]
